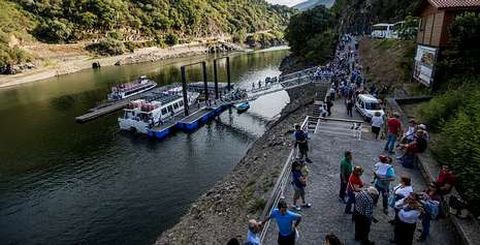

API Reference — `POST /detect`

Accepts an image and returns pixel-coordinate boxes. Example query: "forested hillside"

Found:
[0,0,295,67]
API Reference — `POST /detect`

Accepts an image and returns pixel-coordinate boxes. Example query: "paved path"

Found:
[264,99,457,244]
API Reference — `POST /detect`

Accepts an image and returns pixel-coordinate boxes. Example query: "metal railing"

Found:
[258,116,310,243]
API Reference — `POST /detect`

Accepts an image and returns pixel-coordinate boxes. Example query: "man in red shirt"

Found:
[436,165,456,195]
[384,112,402,154]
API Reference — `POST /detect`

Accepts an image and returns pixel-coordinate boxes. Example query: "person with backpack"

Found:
[374,155,396,214]
[417,183,441,242]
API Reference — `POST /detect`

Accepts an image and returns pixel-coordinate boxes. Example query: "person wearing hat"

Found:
[400,119,417,144]
[293,124,312,163]
[262,199,302,245]
[384,112,402,154]
[353,187,379,245]
[374,155,396,214]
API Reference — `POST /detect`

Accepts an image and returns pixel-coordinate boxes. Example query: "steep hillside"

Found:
[293,0,335,11]
[0,0,295,68]
[358,38,416,93]
[332,0,420,33]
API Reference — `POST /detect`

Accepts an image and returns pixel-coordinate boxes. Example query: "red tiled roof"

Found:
[428,0,480,9]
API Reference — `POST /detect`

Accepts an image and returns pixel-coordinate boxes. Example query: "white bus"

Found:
[371,23,394,39]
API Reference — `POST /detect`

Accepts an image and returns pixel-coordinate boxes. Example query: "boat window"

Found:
[161,108,167,115]
[179,100,184,107]
[167,105,173,112]
[173,103,179,109]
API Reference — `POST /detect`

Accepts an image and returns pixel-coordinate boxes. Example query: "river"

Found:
[0,49,290,244]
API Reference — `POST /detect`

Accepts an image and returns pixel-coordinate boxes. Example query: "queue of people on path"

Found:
[336,150,456,245]
[233,33,455,245]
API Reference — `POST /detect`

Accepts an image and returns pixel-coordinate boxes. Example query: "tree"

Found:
[285,5,337,64]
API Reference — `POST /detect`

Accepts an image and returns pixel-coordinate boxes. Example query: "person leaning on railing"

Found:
[261,199,302,245]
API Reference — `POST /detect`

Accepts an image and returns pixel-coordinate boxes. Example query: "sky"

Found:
[266,0,305,7]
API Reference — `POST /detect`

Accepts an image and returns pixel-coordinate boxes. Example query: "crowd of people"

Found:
[227,34,457,245]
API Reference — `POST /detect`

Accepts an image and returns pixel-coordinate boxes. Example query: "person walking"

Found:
[291,161,312,211]
[374,155,396,214]
[262,200,302,245]
[345,166,364,214]
[346,97,354,117]
[384,112,402,154]
[392,194,424,245]
[325,96,334,116]
[353,187,379,245]
[370,112,384,140]
[339,151,353,203]
[293,124,312,163]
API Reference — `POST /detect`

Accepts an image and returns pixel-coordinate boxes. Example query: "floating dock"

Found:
[147,104,229,140]
[75,101,129,123]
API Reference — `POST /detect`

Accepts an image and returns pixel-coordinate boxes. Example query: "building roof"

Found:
[428,0,480,9]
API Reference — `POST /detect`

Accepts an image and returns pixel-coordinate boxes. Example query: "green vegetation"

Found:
[285,5,337,64]
[0,0,295,66]
[418,13,480,213]
[0,1,33,67]
[13,0,293,41]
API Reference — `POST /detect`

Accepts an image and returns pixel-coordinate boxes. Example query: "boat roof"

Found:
[143,92,182,104]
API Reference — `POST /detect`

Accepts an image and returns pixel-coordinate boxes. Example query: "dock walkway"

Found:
[262,99,457,244]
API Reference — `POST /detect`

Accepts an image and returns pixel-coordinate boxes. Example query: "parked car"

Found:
[355,94,384,121]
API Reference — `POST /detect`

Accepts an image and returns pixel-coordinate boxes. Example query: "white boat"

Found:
[118,90,199,134]
[107,76,157,101]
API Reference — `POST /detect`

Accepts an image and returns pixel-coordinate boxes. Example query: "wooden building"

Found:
[416,0,480,47]
[413,0,480,87]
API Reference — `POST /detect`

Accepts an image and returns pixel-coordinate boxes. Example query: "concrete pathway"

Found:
[264,99,457,245]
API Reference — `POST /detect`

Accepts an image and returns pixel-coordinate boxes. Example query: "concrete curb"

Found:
[386,97,480,245]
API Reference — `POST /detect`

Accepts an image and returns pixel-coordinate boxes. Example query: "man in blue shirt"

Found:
[293,124,312,163]
[262,200,302,245]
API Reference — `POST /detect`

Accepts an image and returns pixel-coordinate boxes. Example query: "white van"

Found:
[355,94,384,121]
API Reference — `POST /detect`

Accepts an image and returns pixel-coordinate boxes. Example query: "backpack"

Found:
[423,200,440,219]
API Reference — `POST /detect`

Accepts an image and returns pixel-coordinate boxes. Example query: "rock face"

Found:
[155,83,317,245]
[279,55,316,74]
[0,63,36,75]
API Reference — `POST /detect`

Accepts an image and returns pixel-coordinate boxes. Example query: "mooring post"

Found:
[181,66,189,116]
[226,56,231,91]
[213,59,219,99]
[202,61,209,102]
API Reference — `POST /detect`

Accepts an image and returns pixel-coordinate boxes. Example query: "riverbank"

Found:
[155,83,315,244]
[0,42,243,89]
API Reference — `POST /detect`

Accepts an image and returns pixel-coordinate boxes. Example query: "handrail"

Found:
[258,116,310,243]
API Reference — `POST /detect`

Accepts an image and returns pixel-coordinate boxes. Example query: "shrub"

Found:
[85,38,126,56]
[165,33,178,46]
[124,41,136,53]
[420,80,480,215]
[34,19,73,43]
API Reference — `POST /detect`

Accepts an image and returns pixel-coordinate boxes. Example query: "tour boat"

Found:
[234,102,250,113]
[118,90,200,134]
[107,76,157,101]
